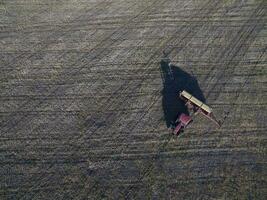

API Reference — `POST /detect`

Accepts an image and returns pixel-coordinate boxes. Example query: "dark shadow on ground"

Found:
[160,58,206,128]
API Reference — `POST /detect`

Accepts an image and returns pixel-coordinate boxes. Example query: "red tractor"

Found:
[172,113,193,135]
[171,90,221,135]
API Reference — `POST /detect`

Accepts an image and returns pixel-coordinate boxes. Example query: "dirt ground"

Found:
[0,0,266,199]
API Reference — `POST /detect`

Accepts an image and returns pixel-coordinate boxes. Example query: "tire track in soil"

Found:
[1,1,113,72]
[0,1,117,128]
[0,0,251,153]
[123,1,249,145]
[4,0,266,198]
[200,2,266,133]
[126,0,244,141]
[188,7,266,193]
[219,46,266,127]
[0,0,165,154]
[0,0,161,134]
[10,0,222,198]
[69,0,237,197]
[121,1,267,197]
[81,0,220,151]
[175,4,266,196]
[86,0,221,140]
[203,1,265,97]
[5,1,178,198]
[1,0,170,135]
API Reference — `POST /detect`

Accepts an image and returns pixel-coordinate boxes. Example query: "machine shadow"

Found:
[160,59,206,128]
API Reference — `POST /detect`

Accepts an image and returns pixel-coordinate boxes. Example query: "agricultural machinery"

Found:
[171,90,221,135]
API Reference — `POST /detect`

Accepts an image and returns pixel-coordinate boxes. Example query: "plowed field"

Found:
[1,0,266,199]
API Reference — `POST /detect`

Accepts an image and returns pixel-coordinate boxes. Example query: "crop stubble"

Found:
[0,0,266,199]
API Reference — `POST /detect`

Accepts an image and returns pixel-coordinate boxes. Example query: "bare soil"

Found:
[0,0,266,199]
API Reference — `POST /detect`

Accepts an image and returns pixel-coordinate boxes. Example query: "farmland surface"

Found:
[0,0,266,199]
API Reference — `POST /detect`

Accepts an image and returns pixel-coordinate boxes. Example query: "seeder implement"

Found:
[171,90,221,135]
[179,90,221,127]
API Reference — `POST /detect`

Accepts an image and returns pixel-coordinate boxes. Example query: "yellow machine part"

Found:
[180,90,212,113]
